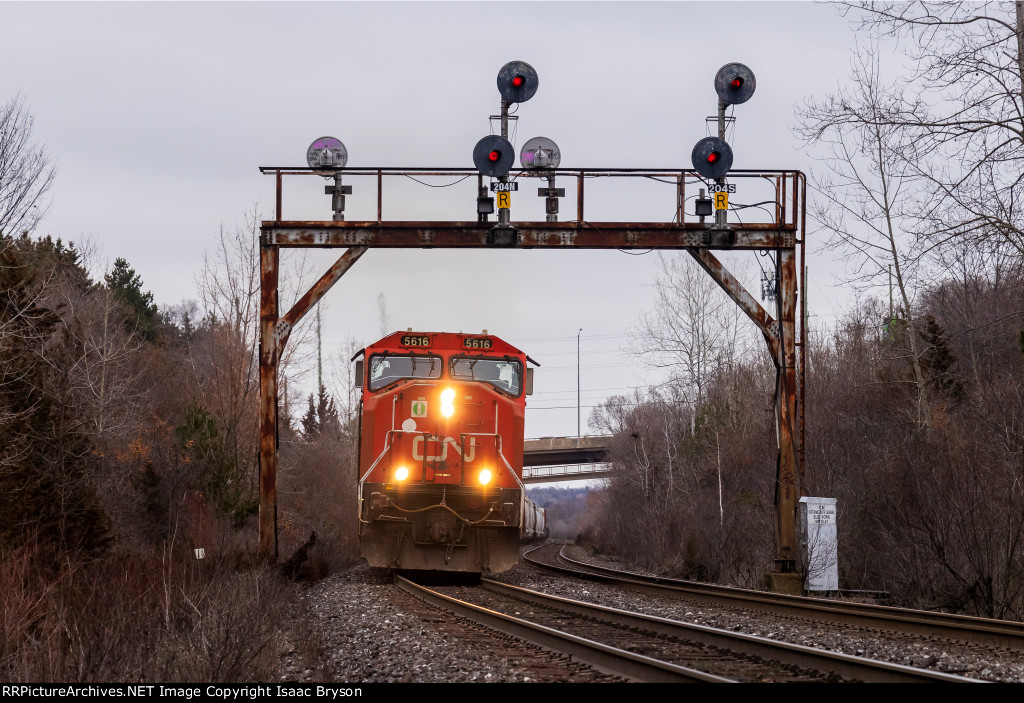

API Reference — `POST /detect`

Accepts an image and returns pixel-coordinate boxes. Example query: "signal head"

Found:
[714,63,756,105]
[473,135,515,177]
[691,136,734,180]
[520,136,561,170]
[497,60,539,103]
[305,136,348,172]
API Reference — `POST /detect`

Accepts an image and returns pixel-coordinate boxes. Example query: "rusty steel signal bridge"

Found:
[257,165,807,584]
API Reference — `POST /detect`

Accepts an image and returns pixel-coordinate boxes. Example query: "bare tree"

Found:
[0,96,56,238]
[839,2,1024,257]
[65,283,146,441]
[191,208,316,510]
[632,253,750,411]
[796,44,932,425]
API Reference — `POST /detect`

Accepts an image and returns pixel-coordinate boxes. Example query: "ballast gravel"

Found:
[279,562,620,683]
[278,544,1024,683]
[490,544,1024,683]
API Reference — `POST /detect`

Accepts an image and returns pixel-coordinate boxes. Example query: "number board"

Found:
[400,334,431,347]
[463,337,493,350]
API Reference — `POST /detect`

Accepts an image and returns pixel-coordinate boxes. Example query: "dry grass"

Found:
[0,536,285,682]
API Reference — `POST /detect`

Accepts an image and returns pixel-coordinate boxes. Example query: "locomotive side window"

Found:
[450,357,523,396]
[368,354,442,391]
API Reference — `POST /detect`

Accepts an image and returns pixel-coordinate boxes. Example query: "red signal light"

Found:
[730,77,743,90]
[489,150,501,162]
[707,152,720,164]
[512,75,525,88]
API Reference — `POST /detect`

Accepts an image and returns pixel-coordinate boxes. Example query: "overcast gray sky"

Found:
[2,1,873,439]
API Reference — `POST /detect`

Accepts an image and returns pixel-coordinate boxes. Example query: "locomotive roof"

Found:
[373,331,522,353]
[352,332,539,366]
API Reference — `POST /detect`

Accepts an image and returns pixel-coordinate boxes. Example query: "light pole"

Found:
[577,328,583,440]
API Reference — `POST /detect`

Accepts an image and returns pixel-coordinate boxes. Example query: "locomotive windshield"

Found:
[368,354,443,391]
[450,356,523,396]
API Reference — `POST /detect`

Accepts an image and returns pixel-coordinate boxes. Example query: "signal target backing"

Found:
[520,137,561,169]
[497,61,539,103]
[306,136,348,171]
[473,135,516,177]
[714,63,756,105]
[691,137,734,180]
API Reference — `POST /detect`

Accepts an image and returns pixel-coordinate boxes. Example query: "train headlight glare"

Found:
[479,469,492,486]
[395,466,409,481]
[440,387,456,418]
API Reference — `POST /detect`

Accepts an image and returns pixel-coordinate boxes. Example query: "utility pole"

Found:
[577,328,583,440]
[316,304,323,393]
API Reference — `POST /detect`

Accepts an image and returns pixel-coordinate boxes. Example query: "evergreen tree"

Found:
[104,257,161,340]
[0,234,110,555]
[175,402,256,525]
[301,393,319,439]
[919,315,964,402]
[301,385,341,441]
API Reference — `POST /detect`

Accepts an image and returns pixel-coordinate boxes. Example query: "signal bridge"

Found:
[257,59,808,592]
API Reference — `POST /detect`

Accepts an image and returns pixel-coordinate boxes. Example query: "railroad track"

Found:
[395,574,978,683]
[524,543,1024,654]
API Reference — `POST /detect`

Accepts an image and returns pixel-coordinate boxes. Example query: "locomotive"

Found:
[354,330,546,573]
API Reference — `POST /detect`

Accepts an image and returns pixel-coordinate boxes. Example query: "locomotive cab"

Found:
[355,331,535,573]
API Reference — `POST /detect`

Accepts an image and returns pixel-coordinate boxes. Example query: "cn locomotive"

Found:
[354,331,546,573]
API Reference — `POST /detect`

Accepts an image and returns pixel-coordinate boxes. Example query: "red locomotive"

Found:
[354,330,546,573]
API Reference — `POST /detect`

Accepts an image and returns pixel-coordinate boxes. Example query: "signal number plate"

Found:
[463,337,493,350]
[401,335,431,347]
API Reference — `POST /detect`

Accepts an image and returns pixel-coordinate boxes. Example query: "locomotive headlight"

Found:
[394,466,409,481]
[440,387,456,418]
[478,468,492,486]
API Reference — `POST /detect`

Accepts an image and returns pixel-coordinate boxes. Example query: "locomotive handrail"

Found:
[357,428,400,520]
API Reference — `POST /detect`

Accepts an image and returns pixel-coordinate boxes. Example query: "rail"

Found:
[525,545,1024,653]
[479,578,977,683]
[394,575,729,683]
[397,571,978,682]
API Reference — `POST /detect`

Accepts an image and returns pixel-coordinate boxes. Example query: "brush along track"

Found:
[525,543,1024,654]
[397,574,977,683]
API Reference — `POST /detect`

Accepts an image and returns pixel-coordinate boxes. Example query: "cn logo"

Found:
[411,435,476,462]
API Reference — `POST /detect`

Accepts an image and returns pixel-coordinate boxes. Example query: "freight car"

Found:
[354,331,543,573]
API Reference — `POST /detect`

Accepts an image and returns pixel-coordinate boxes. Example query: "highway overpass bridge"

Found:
[522,436,611,484]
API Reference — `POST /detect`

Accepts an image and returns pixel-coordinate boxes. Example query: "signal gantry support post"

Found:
[258,243,279,560]
[257,166,806,591]
[257,183,369,559]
